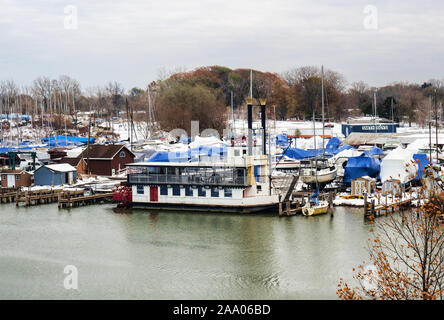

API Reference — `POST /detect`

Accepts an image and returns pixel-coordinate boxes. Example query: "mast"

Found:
[231,91,235,139]
[147,86,152,140]
[321,65,325,156]
[429,96,432,163]
[374,88,377,146]
[435,89,439,164]
[313,109,318,189]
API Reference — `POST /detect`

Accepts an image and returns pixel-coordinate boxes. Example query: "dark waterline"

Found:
[0,203,372,299]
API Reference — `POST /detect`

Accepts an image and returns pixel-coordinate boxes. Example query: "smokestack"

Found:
[247,98,253,156]
[260,98,267,155]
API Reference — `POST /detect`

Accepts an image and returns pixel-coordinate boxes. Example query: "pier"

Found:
[16,189,63,207]
[0,188,19,203]
[58,190,114,209]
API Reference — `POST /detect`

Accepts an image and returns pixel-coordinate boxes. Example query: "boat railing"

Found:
[128,174,247,186]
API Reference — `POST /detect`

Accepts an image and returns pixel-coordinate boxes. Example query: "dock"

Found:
[0,188,19,203]
[277,174,334,216]
[58,190,114,209]
[16,189,64,206]
[363,192,417,219]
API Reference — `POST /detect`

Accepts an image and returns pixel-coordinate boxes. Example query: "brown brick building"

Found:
[1,169,32,188]
[79,145,135,176]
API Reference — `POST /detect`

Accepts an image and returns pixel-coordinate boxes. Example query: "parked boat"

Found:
[302,189,329,216]
[299,157,337,185]
[302,200,329,216]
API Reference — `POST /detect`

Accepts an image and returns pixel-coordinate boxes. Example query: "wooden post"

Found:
[328,191,334,217]
[371,199,375,217]
[364,192,368,218]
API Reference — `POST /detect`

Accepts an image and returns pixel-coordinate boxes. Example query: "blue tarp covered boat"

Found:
[343,155,381,183]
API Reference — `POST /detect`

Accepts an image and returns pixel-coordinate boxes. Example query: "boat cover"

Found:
[413,153,430,180]
[276,134,289,147]
[343,155,381,183]
[380,147,418,183]
[364,146,384,157]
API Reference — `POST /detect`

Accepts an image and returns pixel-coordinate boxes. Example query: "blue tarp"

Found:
[413,154,430,180]
[344,155,381,183]
[332,144,353,155]
[283,148,324,160]
[364,147,384,157]
[276,134,289,147]
[325,137,342,154]
[41,136,95,147]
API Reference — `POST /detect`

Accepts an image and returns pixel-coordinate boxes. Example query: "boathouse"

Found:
[33,164,77,186]
[78,144,135,176]
[0,169,32,188]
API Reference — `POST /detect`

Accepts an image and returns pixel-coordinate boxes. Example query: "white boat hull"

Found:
[300,168,337,184]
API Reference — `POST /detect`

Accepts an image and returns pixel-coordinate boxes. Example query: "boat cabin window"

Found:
[172,186,181,196]
[211,187,219,197]
[224,188,232,198]
[185,186,193,196]
[160,185,168,196]
[198,186,206,197]
[137,185,144,195]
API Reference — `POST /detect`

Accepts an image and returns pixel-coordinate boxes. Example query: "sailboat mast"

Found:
[147,86,152,140]
[313,109,318,188]
[231,91,235,139]
[321,65,325,156]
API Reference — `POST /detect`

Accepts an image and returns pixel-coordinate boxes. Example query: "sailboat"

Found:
[302,187,329,216]
[299,65,337,186]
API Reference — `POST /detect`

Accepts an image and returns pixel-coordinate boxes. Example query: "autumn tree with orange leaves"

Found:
[337,169,444,300]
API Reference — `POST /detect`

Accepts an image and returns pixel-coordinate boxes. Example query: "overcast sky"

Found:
[1,0,443,90]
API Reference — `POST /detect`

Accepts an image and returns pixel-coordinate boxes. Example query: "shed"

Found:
[34,163,77,186]
[351,176,376,196]
[0,169,32,188]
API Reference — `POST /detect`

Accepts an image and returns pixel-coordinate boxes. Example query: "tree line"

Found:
[1,67,444,134]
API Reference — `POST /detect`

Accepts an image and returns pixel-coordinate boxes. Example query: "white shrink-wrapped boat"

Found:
[380,146,418,184]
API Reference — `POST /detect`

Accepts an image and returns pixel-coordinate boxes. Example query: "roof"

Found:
[0,169,28,175]
[78,144,135,160]
[44,163,77,173]
[59,157,84,166]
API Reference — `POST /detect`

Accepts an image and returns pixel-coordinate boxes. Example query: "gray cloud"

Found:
[0,0,443,89]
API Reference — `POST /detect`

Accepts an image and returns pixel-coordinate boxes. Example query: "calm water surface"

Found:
[0,203,372,299]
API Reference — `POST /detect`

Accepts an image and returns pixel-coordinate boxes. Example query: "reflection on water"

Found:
[0,203,371,299]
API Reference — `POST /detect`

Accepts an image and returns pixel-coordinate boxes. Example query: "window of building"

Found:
[185,186,193,196]
[211,187,219,197]
[160,185,168,195]
[16,175,21,180]
[172,185,181,196]
[137,185,144,194]
[120,151,126,158]
[224,188,232,198]
[198,186,206,197]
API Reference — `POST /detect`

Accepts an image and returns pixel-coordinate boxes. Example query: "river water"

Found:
[0,203,373,299]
